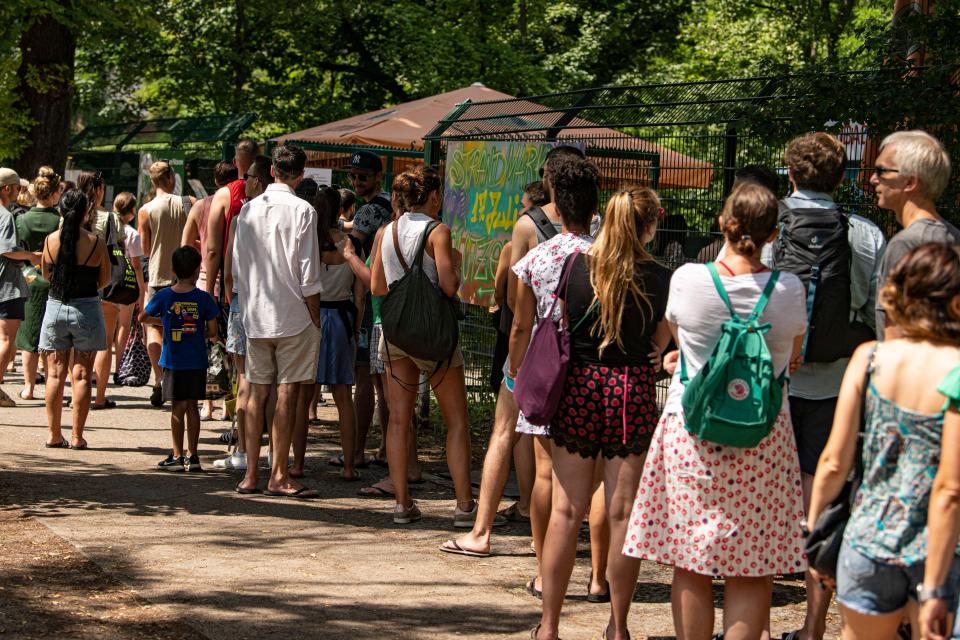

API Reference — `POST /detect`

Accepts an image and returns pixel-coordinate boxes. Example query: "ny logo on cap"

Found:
[353,154,361,164]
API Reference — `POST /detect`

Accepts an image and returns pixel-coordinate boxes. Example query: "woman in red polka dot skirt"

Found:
[622,183,809,639]
[531,187,672,640]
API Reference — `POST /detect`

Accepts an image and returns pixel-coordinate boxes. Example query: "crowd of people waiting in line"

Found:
[0,127,958,640]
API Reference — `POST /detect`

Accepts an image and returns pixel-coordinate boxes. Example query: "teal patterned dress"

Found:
[844,360,960,566]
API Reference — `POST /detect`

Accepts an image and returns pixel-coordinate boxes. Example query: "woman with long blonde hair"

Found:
[532,185,670,640]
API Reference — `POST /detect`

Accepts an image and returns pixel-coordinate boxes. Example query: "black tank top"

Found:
[47,241,100,301]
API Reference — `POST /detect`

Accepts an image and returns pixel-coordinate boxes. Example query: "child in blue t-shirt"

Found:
[141,246,219,472]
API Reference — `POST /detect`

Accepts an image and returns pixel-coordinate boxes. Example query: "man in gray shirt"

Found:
[871,130,960,338]
[0,168,41,406]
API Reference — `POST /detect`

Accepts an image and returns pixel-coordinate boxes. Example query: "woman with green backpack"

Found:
[623,182,808,639]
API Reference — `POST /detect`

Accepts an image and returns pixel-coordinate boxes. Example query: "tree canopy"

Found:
[0,0,956,171]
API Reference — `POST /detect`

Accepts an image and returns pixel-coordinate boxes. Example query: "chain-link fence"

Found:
[425,69,960,411]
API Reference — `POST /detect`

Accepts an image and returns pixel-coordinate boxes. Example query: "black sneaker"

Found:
[157,454,185,472]
[186,454,203,472]
[150,384,163,407]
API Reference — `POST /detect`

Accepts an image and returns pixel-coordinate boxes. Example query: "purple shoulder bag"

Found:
[514,250,579,426]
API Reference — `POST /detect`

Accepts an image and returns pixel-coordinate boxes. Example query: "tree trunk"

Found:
[13,8,76,177]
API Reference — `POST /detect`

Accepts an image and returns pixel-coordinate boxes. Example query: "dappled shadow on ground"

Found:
[0,451,538,541]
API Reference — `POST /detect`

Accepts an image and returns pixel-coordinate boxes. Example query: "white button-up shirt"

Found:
[233,182,322,338]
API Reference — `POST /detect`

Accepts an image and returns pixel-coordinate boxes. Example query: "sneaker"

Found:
[185,454,203,472]
[394,500,422,525]
[157,454,185,472]
[200,408,214,422]
[149,384,163,407]
[212,452,247,470]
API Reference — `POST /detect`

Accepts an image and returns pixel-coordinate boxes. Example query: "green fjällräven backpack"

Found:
[680,263,786,448]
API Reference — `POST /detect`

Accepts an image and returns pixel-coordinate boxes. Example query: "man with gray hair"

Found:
[0,168,40,406]
[871,129,960,337]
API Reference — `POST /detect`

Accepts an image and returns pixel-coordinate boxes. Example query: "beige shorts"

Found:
[378,334,464,374]
[246,323,321,385]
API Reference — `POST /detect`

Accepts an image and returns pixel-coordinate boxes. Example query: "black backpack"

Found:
[773,204,873,363]
[100,214,140,305]
[380,220,461,367]
[525,207,559,243]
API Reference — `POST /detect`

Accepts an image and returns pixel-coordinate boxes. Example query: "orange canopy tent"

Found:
[273,83,712,189]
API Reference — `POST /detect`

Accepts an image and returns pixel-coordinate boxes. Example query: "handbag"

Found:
[803,344,876,578]
[117,310,151,387]
[380,220,462,390]
[205,342,231,399]
[513,249,579,426]
[101,214,140,305]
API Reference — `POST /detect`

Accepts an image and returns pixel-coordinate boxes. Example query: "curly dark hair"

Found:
[880,242,960,344]
[548,154,599,230]
[784,132,846,193]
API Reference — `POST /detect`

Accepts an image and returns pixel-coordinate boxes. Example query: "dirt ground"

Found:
[0,366,839,639]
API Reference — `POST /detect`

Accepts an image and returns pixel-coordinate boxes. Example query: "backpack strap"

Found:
[747,270,781,322]
[706,262,737,319]
[799,264,819,360]
[391,221,410,273]
[525,207,559,242]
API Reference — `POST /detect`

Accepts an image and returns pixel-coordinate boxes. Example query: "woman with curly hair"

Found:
[807,243,960,640]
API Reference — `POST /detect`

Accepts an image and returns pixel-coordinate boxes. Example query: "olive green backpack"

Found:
[680,263,786,448]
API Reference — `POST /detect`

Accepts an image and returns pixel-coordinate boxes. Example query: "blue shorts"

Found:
[38,296,107,353]
[226,295,246,356]
[0,297,25,320]
[837,540,960,623]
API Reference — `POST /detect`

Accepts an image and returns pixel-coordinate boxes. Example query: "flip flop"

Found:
[235,484,260,495]
[45,440,70,449]
[524,578,542,600]
[781,633,800,640]
[340,472,362,482]
[70,439,88,450]
[328,454,370,469]
[263,486,319,499]
[439,540,491,558]
[91,399,116,410]
[358,484,394,498]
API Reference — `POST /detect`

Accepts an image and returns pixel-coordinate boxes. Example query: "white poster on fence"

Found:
[304,168,333,186]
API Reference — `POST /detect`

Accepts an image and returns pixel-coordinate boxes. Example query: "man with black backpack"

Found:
[773,132,886,640]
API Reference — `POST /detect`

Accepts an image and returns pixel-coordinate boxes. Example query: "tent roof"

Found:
[275,84,712,188]
[274,84,515,151]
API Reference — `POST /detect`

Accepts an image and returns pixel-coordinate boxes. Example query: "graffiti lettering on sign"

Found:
[443,140,580,306]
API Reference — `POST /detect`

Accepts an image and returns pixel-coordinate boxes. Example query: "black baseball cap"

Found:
[344,150,383,174]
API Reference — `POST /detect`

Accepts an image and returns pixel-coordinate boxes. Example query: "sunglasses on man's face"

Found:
[349,172,373,183]
[872,166,901,177]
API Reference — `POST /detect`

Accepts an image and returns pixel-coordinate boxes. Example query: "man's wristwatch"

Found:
[917,583,954,602]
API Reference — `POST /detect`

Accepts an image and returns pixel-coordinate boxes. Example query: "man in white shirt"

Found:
[233,144,322,497]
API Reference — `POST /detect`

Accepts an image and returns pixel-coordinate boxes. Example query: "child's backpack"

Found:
[680,263,785,448]
[773,204,874,363]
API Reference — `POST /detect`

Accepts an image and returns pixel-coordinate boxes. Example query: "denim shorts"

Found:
[837,540,960,620]
[226,295,246,356]
[38,296,107,353]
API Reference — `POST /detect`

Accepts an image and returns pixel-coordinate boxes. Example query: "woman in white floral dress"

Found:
[623,183,808,640]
